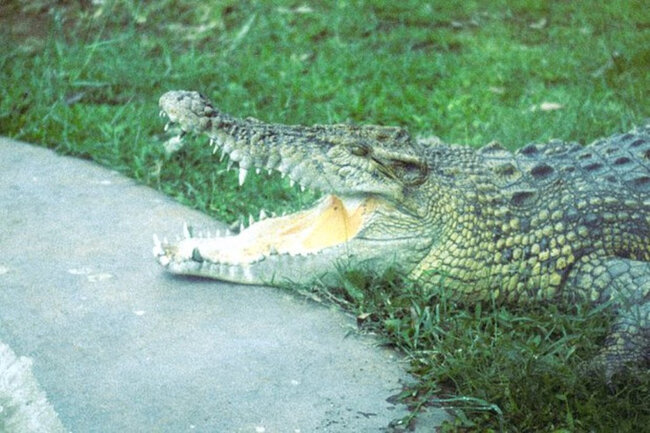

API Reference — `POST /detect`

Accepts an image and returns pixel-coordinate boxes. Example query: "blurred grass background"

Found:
[1,1,649,431]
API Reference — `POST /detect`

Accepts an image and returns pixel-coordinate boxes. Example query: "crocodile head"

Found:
[154,90,436,285]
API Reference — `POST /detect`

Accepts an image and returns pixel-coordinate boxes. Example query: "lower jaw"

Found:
[166,248,334,285]
[163,235,431,287]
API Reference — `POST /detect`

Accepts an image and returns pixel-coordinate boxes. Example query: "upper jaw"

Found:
[158,90,407,200]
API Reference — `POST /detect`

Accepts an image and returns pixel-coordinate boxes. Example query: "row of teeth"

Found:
[211,135,309,190]
[157,246,318,280]
[160,111,309,191]
[152,205,273,247]
[152,226,320,268]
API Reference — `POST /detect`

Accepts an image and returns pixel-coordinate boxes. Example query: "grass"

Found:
[307,268,649,432]
[1,0,649,431]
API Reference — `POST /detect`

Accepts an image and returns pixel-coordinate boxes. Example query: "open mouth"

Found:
[153,193,380,267]
[152,90,425,283]
[153,97,384,274]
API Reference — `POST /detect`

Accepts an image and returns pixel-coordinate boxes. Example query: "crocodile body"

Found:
[154,90,650,379]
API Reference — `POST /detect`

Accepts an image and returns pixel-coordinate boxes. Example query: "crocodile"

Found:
[154,90,650,380]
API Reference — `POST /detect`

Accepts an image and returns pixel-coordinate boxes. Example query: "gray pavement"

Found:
[0,138,447,432]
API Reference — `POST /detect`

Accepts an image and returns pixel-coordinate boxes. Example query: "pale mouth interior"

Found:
[175,194,379,264]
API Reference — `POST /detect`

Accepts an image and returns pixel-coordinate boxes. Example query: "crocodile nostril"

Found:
[192,248,204,262]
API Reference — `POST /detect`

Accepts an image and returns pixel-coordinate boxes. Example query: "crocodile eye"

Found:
[394,160,428,185]
[350,144,370,157]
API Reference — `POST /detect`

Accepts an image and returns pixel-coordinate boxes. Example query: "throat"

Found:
[246,195,375,252]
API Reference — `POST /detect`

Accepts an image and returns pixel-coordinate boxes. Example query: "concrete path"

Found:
[0,138,447,432]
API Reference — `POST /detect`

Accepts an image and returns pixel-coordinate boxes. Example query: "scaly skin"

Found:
[154,90,650,380]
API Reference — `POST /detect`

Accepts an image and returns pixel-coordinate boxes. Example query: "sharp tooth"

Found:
[300,184,306,192]
[183,222,191,239]
[240,222,245,233]
[159,110,166,118]
[164,122,172,132]
[256,168,261,175]
[243,266,253,281]
[220,150,226,161]
[259,209,267,220]
[238,167,248,186]
[249,214,255,226]
[290,179,295,188]
[269,246,278,255]
[227,160,233,171]
[267,169,273,176]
